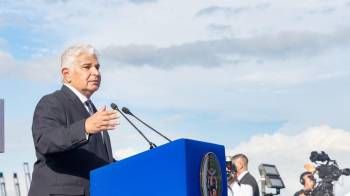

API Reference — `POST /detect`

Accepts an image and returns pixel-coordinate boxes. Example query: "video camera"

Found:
[307,151,350,196]
[226,160,237,177]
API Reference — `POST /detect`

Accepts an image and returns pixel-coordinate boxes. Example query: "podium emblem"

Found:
[200,152,223,196]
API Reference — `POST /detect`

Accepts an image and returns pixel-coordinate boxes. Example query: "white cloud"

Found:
[227,125,350,195]
[0,51,59,82]
[128,0,157,4]
[20,57,61,83]
[2,0,347,50]
[195,6,253,18]
[1,0,350,85]
[98,53,349,111]
[100,27,350,68]
[0,51,16,77]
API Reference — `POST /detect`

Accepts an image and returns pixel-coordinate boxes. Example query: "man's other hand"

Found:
[85,106,120,134]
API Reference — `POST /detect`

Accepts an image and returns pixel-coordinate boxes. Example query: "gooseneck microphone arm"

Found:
[111,103,157,149]
[121,107,172,142]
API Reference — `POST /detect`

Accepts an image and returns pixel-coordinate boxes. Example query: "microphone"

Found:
[111,103,157,149]
[121,107,172,142]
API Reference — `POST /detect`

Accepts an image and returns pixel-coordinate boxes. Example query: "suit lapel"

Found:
[239,172,249,184]
[61,85,90,118]
[61,85,114,163]
[88,98,114,162]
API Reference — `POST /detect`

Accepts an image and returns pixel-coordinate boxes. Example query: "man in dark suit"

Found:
[227,154,260,196]
[29,44,120,196]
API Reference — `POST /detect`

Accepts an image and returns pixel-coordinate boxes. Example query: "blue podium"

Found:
[90,139,227,196]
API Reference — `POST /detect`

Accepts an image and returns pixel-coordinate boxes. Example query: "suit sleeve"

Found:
[294,190,303,196]
[32,95,88,155]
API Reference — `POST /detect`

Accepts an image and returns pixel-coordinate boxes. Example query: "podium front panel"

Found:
[91,138,227,196]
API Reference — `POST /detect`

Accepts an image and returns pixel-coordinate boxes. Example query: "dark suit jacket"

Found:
[294,190,304,196]
[239,172,260,196]
[29,85,113,196]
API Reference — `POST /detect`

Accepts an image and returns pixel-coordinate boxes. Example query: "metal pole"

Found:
[0,172,7,196]
[13,173,21,196]
[23,162,31,193]
[260,176,266,196]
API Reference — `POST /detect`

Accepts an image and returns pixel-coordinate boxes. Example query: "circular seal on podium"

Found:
[200,152,223,196]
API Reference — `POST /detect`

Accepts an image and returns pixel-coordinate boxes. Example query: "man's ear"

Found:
[61,67,72,83]
[237,160,244,170]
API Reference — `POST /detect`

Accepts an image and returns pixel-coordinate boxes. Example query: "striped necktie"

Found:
[84,100,111,161]
[85,100,96,115]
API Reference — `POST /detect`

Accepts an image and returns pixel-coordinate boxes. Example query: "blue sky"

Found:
[1,0,350,195]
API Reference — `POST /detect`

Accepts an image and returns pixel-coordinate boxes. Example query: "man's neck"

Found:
[64,83,90,102]
[237,170,248,181]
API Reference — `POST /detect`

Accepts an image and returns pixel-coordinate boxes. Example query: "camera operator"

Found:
[227,154,260,196]
[294,171,316,196]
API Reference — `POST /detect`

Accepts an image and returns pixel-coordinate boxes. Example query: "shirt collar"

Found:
[64,83,89,104]
[238,170,248,181]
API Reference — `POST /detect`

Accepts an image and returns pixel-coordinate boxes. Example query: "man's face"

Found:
[304,174,315,190]
[233,159,244,174]
[66,53,101,97]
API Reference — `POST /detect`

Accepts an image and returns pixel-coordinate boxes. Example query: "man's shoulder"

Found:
[39,88,64,101]
[242,172,258,183]
[294,189,304,196]
[243,173,260,196]
[36,87,68,108]
[239,172,259,194]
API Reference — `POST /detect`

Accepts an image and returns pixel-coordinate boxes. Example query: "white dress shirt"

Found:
[64,83,89,111]
[228,171,253,196]
[64,83,103,139]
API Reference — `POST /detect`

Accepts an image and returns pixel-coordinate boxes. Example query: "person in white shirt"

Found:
[227,154,260,196]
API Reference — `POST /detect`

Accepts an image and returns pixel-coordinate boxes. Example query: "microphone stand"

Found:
[111,103,157,149]
[122,107,172,142]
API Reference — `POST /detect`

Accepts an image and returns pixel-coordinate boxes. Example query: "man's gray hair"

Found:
[232,153,249,167]
[61,44,99,69]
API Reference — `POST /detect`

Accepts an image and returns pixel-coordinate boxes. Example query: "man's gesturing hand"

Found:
[85,106,120,134]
